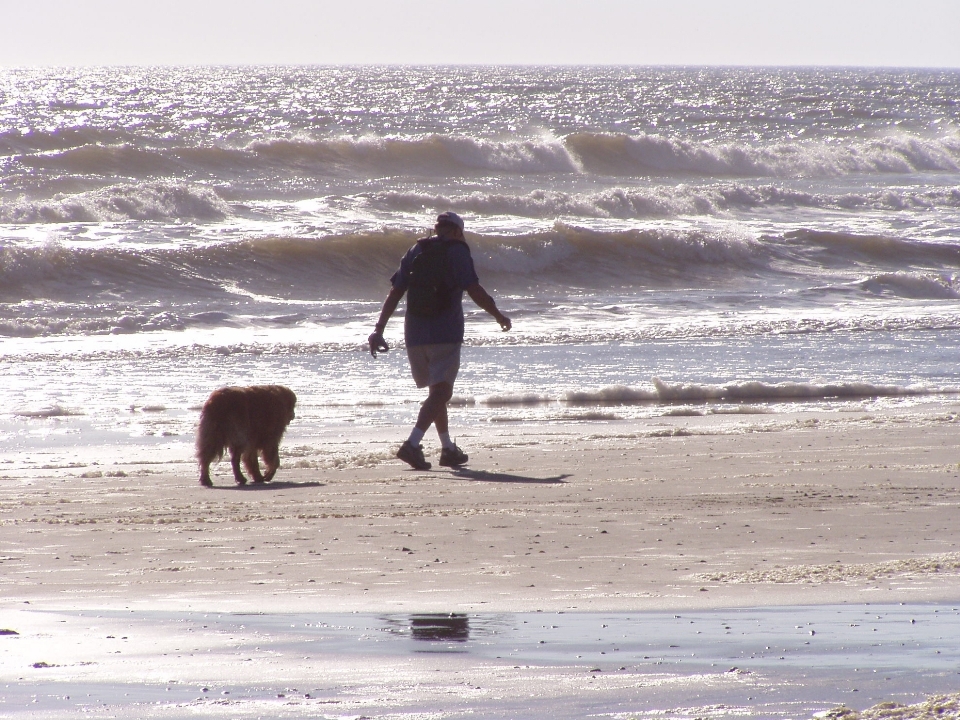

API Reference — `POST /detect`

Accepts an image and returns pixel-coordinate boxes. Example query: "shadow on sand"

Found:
[450,468,570,484]
[208,480,326,490]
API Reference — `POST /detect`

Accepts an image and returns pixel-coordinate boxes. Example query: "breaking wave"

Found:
[567,379,941,404]
[648,378,935,402]
[468,380,949,407]
[7,131,959,184]
[0,224,769,305]
[4,225,960,307]
[858,273,960,299]
[0,182,231,223]
[780,230,960,267]
[5,181,959,228]
[371,184,960,220]
[565,132,960,177]
[247,134,578,175]
[244,130,960,178]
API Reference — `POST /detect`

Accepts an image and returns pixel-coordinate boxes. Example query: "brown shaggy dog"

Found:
[196,385,297,487]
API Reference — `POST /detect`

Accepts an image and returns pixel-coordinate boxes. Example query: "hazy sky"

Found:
[3,0,959,68]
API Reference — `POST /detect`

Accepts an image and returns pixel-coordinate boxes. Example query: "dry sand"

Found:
[3,408,960,613]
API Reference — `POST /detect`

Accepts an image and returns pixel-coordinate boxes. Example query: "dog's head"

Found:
[280,386,297,423]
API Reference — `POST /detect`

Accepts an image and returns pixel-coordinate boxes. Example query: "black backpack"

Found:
[406,238,468,317]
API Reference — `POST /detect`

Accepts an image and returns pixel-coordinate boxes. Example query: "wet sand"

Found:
[2,605,959,719]
[2,408,960,717]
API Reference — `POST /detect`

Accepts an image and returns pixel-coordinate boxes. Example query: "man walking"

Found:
[368,211,511,470]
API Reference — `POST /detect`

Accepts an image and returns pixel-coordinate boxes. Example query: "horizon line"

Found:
[3,62,960,71]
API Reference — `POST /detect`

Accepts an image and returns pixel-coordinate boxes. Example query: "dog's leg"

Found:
[197,450,215,487]
[261,445,280,483]
[196,442,219,487]
[243,450,266,484]
[230,446,248,485]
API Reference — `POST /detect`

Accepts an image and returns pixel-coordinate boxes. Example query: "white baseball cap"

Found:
[436,211,465,230]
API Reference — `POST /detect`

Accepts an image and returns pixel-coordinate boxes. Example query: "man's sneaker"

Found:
[439,444,468,467]
[397,440,431,470]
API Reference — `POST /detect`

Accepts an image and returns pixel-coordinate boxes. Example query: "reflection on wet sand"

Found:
[4,607,959,718]
[409,613,470,642]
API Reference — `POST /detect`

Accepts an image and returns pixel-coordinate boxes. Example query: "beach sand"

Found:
[3,407,960,717]
[4,408,960,613]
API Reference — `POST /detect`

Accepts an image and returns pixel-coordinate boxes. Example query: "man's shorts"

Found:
[406,342,461,389]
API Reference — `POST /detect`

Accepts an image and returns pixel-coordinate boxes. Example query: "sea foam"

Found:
[0,182,230,223]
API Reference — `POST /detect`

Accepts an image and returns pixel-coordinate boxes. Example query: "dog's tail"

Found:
[195,405,226,465]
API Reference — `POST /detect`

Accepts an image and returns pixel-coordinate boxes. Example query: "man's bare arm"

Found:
[375,285,406,332]
[466,282,511,331]
[369,285,406,357]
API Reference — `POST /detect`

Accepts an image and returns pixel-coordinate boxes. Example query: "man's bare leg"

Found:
[398,382,452,470]
[415,381,452,432]
[415,382,468,467]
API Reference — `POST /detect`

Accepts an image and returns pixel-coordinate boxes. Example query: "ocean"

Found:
[2,66,960,468]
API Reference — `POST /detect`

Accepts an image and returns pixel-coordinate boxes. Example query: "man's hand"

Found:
[465,283,512,332]
[368,331,389,357]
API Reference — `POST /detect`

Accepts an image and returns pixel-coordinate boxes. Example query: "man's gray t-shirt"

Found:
[390,237,479,347]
